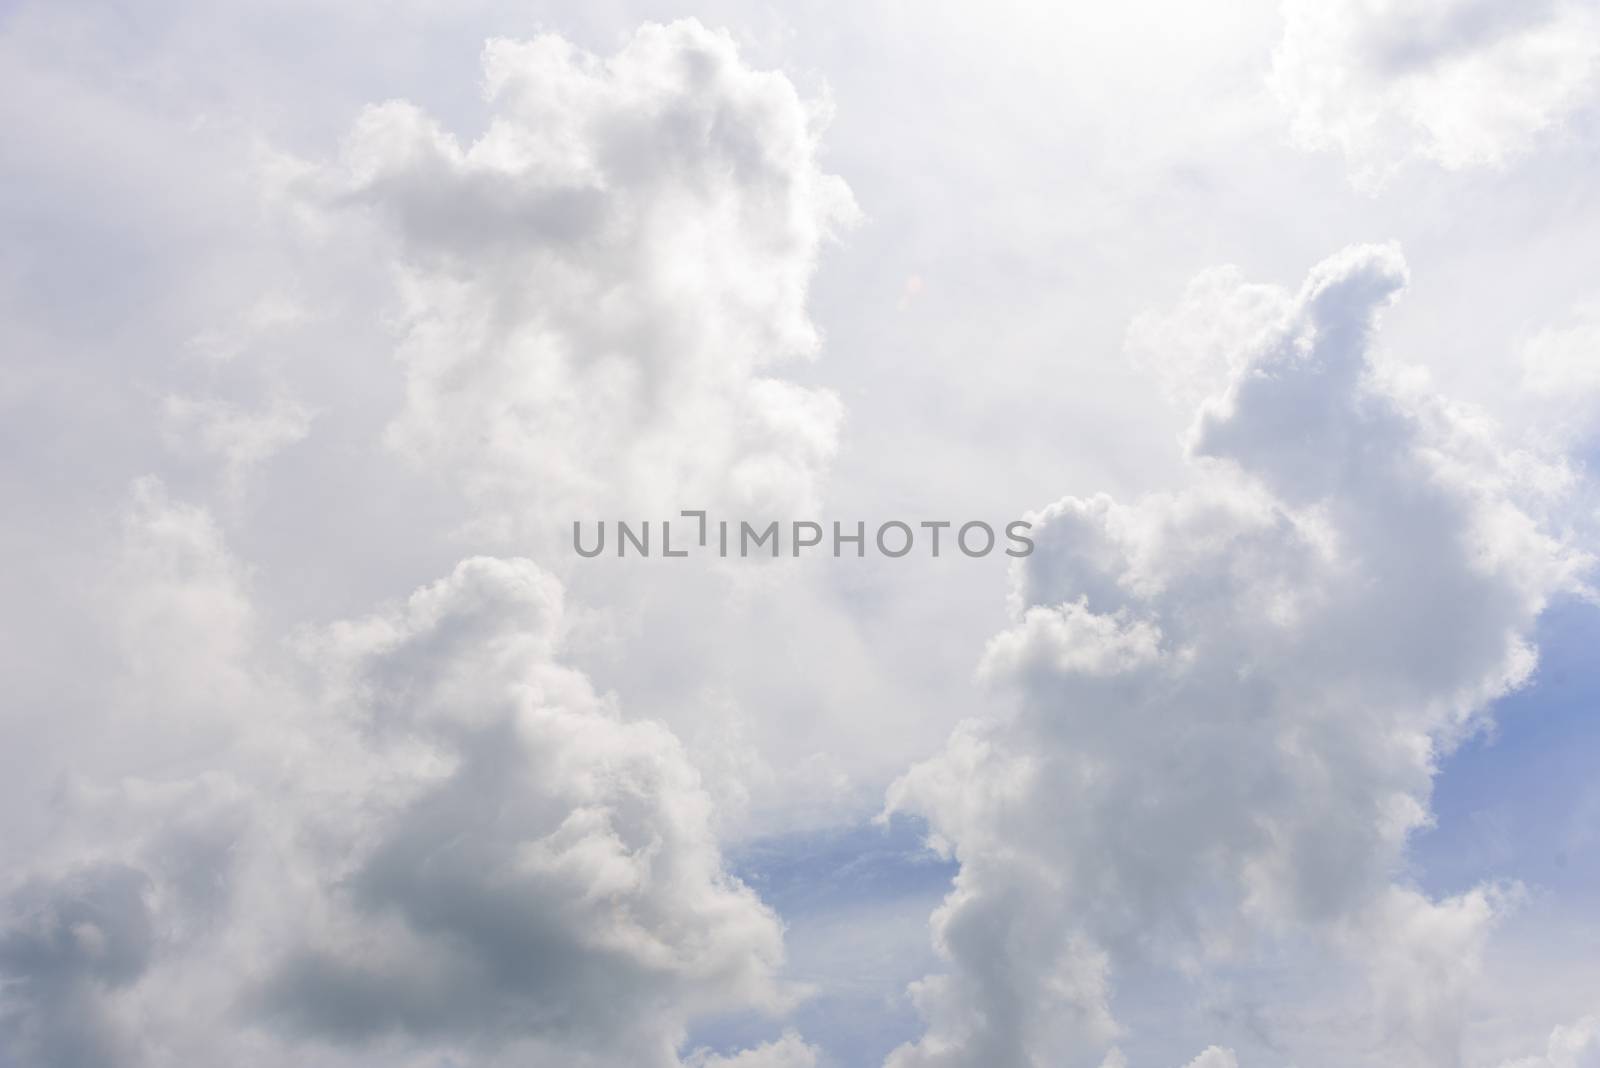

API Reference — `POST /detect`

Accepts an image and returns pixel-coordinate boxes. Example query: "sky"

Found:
[1,1,1599,1066]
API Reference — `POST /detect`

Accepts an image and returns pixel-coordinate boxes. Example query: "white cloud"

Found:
[162,393,314,495]
[277,15,876,842]
[980,599,1164,681]
[1271,0,1600,186]
[886,245,1591,1066]
[1520,306,1600,447]
[1501,1017,1600,1068]
[687,1032,821,1068]
[310,19,858,539]
[1523,318,1600,395]
[1180,1048,1239,1068]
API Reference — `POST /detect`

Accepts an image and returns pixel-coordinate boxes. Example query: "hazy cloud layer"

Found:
[1272,0,1600,185]
[1519,304,1600,450]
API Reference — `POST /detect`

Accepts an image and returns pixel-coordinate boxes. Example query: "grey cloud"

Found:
[251,558,795,1063]
[0,865,154,991]
[2,495,807,1067]
[0,864,154,1068]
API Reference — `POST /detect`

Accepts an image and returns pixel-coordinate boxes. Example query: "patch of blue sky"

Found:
[1414,594,1600,899]
[685,816,956,1066]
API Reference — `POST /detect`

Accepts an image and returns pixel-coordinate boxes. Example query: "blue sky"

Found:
[1420,595,1600,901]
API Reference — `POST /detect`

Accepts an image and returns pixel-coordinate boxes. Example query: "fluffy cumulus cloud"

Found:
[0,20,841,1068]
[1271,0,1600,185]
[261,555,803,1065]
[0,488,809,1067]
[273,556,812,1061]
[886,245,1592,1066]
[314,20,858,538]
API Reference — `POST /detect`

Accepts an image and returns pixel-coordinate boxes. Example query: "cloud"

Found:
[0,863,154,1068]
[0,23,865,1065]
[1180,1049,1239,1068]
[311,19,858,539]
[885,245,1591,1066]
[1520,305,1600,447]
[258,555,798,1063]
[1501,1017,1600,1068]
[161,393,314,496]
[6,5,1598,1067]
[0,483,805,1066]
[1523,317,1600,396]
[687,1031,821,1068]
[1271,0,1600,186]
